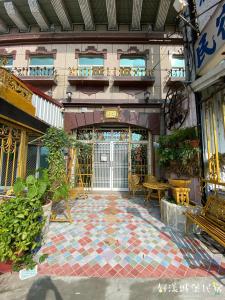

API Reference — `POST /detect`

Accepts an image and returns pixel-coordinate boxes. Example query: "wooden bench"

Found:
[185,195,225,247]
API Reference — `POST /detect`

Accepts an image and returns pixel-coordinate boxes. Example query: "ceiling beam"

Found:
[131,0,143,30]
[77,0,94,30]
[4,1,28,32]
[105,0,117,30]
[50,0,72,30]
[0,18,8,33]
[155,0,171,31]
[28,0,49,31]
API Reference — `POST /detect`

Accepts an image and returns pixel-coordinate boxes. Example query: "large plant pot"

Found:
[0,261,13,273]
[168,179,191,188]
[42,200,52,244]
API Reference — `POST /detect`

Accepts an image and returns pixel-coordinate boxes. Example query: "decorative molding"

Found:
[117,46,149,59]
[119,87,144,96]
[0,32,184,46]
[64,110,161,134]
[76,86,104,95]
[25,46,57,59]
[0,48,16,59]
[75,46,107,59]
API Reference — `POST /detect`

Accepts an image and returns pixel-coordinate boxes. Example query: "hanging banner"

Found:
[195,0,225,74]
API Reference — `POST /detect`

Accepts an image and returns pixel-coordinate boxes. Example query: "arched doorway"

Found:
[73,125,153,191]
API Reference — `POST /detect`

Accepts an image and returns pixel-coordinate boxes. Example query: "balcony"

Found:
[0,67,35,116]
[68,66,154,87]
[12,66,57,86]
[166,67,186,86]
[68,66,109,86]
[113,67,155,87]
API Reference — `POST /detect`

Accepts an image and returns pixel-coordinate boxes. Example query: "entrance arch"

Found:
[73,125,153,191]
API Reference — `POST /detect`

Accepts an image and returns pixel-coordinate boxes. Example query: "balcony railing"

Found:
[169,67,185,78]
[68,66,154,77]
[12,66,57,77]
[0,67,35,116]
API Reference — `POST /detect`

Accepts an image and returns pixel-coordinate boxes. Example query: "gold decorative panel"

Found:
[0,67,35,116]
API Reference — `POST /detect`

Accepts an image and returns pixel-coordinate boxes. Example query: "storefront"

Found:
[192,1,225,195]
[0,67,49,192]
[64,108,161,191]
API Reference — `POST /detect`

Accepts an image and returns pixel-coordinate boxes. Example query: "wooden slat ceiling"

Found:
[0,0,177,33]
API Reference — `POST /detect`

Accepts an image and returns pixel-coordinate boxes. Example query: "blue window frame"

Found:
[120,56,146,76]
[78,56,104,76]
[171,56,185,77]
[29,56,54,76]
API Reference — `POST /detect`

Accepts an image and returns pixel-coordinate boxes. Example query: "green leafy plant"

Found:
[0,175,49,271]
[43,128,70,202]
[157,127,200,177]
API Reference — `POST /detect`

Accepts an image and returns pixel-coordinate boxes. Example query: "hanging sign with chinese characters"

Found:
[195,0,225,74]
[195,0,219,32]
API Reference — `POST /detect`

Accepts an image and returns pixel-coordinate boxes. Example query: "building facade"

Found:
[0,0,191,191]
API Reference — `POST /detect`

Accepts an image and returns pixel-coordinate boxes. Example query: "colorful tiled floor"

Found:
[38,193,225,278]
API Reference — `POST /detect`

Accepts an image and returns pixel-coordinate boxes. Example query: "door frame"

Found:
[93,141,129,191]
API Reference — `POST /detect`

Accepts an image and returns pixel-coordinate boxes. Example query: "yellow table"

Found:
[143,182,171,203]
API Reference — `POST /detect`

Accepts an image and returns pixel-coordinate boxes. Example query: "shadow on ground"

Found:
[127,197,225,285]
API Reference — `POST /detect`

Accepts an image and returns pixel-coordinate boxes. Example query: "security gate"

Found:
[93,142,128,191]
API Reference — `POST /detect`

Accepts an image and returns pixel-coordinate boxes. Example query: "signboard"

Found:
[195,1,225,73]
[101,155,107,162]
[195,0,219,32]
[104,109,119,119]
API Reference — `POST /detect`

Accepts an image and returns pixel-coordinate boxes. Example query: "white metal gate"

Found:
[93,142,128,191]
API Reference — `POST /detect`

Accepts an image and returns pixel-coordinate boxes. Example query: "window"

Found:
[171,55,185,77]
[119,57,146,76]
[0,56,13,71]
[29,56,54,76]
[78,56,104,76]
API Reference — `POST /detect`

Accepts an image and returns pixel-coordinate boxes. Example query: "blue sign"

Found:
[195,1,225,72]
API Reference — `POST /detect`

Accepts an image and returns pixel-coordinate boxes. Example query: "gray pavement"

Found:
[0,273,225,300]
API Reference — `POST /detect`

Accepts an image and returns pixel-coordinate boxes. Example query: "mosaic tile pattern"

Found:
[38,194,225,278]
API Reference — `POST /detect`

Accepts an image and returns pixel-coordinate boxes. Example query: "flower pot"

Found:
[168,179,191,188]
[0,261,13,273]
[42,200,52,244]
